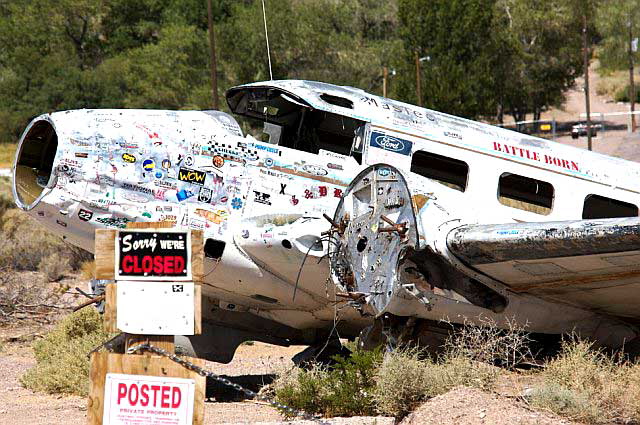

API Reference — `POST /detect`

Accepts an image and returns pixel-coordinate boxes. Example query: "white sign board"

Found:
[117,281,195,335]
[103,373,195,425]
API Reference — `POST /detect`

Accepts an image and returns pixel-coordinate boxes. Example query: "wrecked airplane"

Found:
[12,80,640,360]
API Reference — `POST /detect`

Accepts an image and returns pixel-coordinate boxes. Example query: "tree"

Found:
[396,0,504,119]
[597,0,640,129]
[217,0,401,95]
[493,0,594,123]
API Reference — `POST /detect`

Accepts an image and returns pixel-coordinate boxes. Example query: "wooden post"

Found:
[583,13,593,151]
[382,66,388,97]
[415,50,422,107]
[90,222,205,424]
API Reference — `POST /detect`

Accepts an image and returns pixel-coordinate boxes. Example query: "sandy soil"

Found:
[400,387,574,425]
[0,325,389,425]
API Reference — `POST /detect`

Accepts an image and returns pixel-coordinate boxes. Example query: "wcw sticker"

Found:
[178,167,206,185]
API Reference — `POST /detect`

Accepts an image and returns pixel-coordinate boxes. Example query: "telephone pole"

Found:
[583,13,592,151]
[206,0,219,110]
[629,17,636,132]
[415,51,422,106]
[382,66,388,97]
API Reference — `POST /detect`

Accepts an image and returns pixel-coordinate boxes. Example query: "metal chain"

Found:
[126,343,320,421]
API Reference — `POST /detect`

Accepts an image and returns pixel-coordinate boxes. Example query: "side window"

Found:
[410,150,469,192]
[582,194,638,219]
[498,173,554,215]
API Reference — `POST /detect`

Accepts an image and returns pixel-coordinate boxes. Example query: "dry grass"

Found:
[20,308,110,396]
[79,260,96,280]
[0,267,67,325]
[528,336,640,424]
[38,253,71,282]
[271,318,519,419]
[595,70,628,99]
[0,209,91,271]
[0,143,15,169]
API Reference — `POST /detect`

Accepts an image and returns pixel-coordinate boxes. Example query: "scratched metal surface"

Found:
[447,217,640,265]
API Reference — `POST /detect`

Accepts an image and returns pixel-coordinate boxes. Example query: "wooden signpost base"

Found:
[87,352,205,425]
[88,222,205,424]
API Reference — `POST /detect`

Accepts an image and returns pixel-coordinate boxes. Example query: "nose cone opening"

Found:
[13,117,58,210]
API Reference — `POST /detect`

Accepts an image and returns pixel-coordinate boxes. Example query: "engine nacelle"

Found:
[13,109,243,251]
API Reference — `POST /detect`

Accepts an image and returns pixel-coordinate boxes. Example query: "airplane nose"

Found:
[12,115,58,211]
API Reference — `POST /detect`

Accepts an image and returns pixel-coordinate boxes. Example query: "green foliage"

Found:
[397,0,503,118]
[597,0,640,72]
[614,84,640,102]
[274,348,382,418]
[273,342,500,419]
[20,308,110,396]
[527,336,640,424]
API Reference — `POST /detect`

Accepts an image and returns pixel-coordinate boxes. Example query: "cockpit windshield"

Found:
[226,86,364,161]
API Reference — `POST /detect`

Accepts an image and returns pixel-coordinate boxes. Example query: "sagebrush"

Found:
[528,336,640,424]
[20,308,111,396]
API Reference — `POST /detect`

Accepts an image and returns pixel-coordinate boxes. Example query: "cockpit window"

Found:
[227,87,365,160]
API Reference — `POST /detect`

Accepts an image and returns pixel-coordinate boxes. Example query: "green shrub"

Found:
[273,339,500,419]
[614,84,640,103]
[274,348,382,418]
[20,308,110,396]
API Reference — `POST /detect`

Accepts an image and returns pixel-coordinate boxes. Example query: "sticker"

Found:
[176,189,195,201]
[122,153,136,163]
[198,187,213,203]
[369,131,413,155]
[142,159,155,171]
[231,197,243,209]
[264,158,274,167]
[78,209,93,221]
[178,168,206,186]
[154,170,164,179]
[75,152,88,158]
[302,164,328,176]
[378,167,391,177]
[253,191,272,205]
[161,159,171,169]
[185,155,194,167]
[213,155,225,168]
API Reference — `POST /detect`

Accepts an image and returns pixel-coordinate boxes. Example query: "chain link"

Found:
[126,343,320,421]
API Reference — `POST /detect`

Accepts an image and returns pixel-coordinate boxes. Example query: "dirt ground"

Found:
[0,327,390,425]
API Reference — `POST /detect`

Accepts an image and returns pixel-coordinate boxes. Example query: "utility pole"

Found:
[629,17,636,132]
[206,0,219,110]
[383,66,388,97]
[415,51,422,106]
[583,13,592,151]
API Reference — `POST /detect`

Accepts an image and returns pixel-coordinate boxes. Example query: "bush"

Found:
[0,209,91,271]
[20,308,110,396]
[443,316,532,370]
[272,325,503,419]
[0,266,62,324]
[528,336,632,424]
[273,348,382,418]
[39,253,71,282]
[614,84,640,103]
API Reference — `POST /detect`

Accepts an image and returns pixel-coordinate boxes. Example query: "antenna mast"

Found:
[261,0,273,80]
